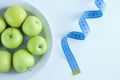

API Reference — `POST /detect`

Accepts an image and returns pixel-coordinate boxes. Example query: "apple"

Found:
[4,6,27,28]
[1,28,23,49]
[13,49,35,72]
[0,16,6,33]
[22,16,42,36]
[0,50,11,72]
[27,36,47,55]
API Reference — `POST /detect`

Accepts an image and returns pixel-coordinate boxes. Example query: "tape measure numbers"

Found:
[61,0,106,75]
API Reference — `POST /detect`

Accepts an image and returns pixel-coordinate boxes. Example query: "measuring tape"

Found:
[61,0,106,75]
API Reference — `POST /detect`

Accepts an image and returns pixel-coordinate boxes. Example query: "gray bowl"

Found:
[0,0,53,80]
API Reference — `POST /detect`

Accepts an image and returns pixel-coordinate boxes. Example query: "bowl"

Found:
[0,0,53,80]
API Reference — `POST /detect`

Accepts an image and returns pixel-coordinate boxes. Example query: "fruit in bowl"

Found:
[0,4,52,74]
[4,6,27,28]
[1,28,23,49]
[0,5,47,72]
[27,36,48,55]
[0,50,11,73]
[22,16,43,36]
[13,49,35,72]
[0,16,6,33]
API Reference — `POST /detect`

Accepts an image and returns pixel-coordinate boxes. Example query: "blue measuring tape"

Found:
[61,0,106,75]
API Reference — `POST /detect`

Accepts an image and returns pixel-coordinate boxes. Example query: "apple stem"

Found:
[38,46,42,48]
[10,27,13,38]
[27,67,32,71]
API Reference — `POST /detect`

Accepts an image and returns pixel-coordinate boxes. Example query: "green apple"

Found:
[27,36,47,55]
[0,16,6,33]
[22,16,42,36]
[13,49,35,72]
[4,6,27,28]
[1,28,23,49]
[0,50,11,72]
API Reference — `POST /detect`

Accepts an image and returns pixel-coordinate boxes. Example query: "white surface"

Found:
[1,0,120,80]
[24,0,120,80]
[28,0,120,80]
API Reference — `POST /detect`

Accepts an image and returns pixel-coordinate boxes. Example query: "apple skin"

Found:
[13,49,35,72]
[4,6,27,28]
[27,36,47,55]
[0,16,6,33]
[1,28,23,49]
[22,16,42,36]
[0,50,11,73]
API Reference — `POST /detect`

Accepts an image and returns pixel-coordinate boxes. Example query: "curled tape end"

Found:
[72,70,80,75]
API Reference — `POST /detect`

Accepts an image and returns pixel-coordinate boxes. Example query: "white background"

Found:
[2,0,120,80]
